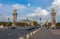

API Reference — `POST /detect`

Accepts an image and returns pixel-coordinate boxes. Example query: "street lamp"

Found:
[40,18,42,27]
[8,18,10,28]
[8,18,10,22]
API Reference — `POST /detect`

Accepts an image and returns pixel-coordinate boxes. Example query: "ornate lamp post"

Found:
[8,17,10,28]
[12,9,17,26]
[40,18,42,27]
[51,8,56,29]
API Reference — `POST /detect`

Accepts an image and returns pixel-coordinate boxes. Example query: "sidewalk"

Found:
[29,29,60,39]
[49,29,60,35]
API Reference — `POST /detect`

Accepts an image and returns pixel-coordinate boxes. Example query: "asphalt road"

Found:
[0,29,26,39]
[0,26,37,39]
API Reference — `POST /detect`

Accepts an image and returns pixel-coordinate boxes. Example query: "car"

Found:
[31,27,35,29]
[26,26,32,30]
[26,28,32,30]
[10,26,16,29]
[56,26,60,29]
[35,26,40,28]
[26,26,36,30]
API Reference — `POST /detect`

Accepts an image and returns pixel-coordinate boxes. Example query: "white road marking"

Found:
[8,33,16,36]
[8,33,20,36]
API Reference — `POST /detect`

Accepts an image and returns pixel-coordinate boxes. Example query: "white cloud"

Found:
[41,10,49,16]
[52,0,60,6]
[12,4,26,9]
[52,0,60,9]
[27,3,31,7]
[35,7,42,13]
[27,7,49,17]
[35,7,49,16]
[0,3,2,6]
[47,0,60,10]
[27,13,36,17]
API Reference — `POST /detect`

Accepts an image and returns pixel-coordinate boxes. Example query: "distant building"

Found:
[20,19,34,26]
[19,19,38,26]
[12,9,17,26]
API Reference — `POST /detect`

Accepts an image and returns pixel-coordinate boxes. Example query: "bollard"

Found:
[19,37,24,39]
[26,34,29,39]
[30,32,33,36]
[33,31,35,34]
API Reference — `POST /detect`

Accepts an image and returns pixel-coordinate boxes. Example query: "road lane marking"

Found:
[8,33,21,36]
[8,33,16,36]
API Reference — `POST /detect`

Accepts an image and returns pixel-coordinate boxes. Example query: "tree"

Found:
[17,22,26,26]
[56,22,60,26]
[32,21,38,26]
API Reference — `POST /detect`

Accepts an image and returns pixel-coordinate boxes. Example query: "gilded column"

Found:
[12,9,17,26]
[51,8,56,28]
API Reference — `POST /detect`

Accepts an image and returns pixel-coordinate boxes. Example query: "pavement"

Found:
[30,28,60,39]
[49,29,60,35]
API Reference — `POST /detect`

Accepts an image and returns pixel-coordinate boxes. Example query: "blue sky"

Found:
[0,0,60,24]
[0,0,53,8]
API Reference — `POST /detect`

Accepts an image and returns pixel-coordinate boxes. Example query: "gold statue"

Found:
[13,9,17,14]
[52,8,55,13]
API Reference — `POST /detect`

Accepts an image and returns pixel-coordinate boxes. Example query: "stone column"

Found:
[51,8,56,28]
[12,9,17,26]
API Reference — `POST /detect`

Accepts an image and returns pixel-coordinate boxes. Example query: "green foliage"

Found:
[56,22,60,26]
[0,21,39,27]
[44,22,51,27]
[32,21,38,26]
[44,22,60,26]
[0,22,12,27]
[17,22,25,26]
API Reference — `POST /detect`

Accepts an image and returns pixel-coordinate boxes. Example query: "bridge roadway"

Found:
[0,27,60,39]
[0,27,38,39]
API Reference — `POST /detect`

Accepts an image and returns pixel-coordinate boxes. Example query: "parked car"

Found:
[26,26,36,30]
[10,26,16,29]
[56,26,60,29]
[26,26,32,30]
[35,26,40,28]
[26,27,32,30]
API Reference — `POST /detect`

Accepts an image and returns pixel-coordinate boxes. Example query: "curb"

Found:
[19,28,40,39]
